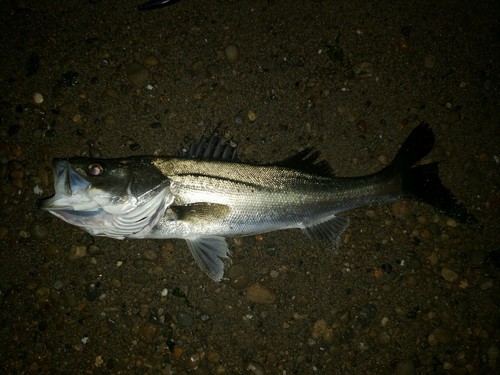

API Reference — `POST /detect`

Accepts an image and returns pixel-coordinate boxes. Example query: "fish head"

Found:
[39,157,172,238]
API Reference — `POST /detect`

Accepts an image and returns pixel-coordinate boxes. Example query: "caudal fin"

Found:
[386,123,475,224]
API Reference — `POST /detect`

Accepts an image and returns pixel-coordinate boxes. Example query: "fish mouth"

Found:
[38,159,96,211]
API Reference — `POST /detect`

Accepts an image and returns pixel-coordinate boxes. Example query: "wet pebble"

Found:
[68,244,87,260]
[132,271,151,284]
[125,61,150,86]
[176,311,194,327]
[378,331,391,345]
[225,264,250,290]
[470,250,485,265]
[136,323,158,342]
[246,361,266,375]
[142,249,158,260]
[224,44,240,64]
[441,267,459,282]
[32,92,44,104]
[480,279,494,290]
[446,218,458,228]
[199,297,217,315]
[143,54,160,66]
[428,327,454,345]
[45,244,61,256]
[424,54,435,69]
[29,222,49,240]
[311,319,333,341]
[395,359,416,375]
[245,282,278,304]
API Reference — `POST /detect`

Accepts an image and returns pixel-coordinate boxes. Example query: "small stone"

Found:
[311,319,328,340]
[377,154,389,165]
[247,110,256,122]
[29,222,49,240]
[446,218,458,228]
[136,323,158,342]
[225,264,250,290]
[431,327,454,344]
[142,249,157,260]
[424,55,435,68]
[125,61,150,86]
[395,359,416,375]
[365,209,376,218]
[68,245,87,260]
[246,361,266,375]
[427,252,439,266]
[143,55,160,66]
[46,244,61,256]
[480,279,494,290]
[378,331,391,345]
[224,44,240,64]
[33,92,44,104]
[176,311,194,327]
[245,282,277,304]
[441,267,459,282]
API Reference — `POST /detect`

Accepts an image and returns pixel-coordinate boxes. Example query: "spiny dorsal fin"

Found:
[182,134,238,162]
[276,148,334,177]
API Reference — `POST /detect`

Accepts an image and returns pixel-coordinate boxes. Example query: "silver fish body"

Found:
[39,123,473,280]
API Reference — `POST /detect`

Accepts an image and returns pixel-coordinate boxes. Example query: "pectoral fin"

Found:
[301,216,349,247]
[186,236,231,281]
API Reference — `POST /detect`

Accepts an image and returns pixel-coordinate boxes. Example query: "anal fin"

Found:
[301,216,349,247]
[185,236,231,281]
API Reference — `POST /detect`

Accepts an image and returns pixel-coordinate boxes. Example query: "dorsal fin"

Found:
[181,134,238,162]
[276,148,334,177]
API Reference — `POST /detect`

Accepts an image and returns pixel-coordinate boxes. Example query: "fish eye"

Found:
[88,163,104,176]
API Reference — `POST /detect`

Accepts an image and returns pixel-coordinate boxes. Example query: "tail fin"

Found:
[385,123,475,224]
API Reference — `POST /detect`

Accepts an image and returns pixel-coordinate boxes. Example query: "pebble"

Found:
[395,359,416,375]
[441,267,459,282]
[246,361,266,375]
[427,252,439,266]
[105,88,120,99]
[377,154,389,165]
[176,311,194,327]
[247,110,256,122]
[142,249,158,260]
[365,209,376,218]
[245,282,278,304]
[68,245,87,260]
[378,331,391,345]
[143,54,160,66]
[446,218,458,228]
[480,279,493,290]
[224,44,240,64]
[45,243,61,256]
[429,327,454,345]
[32,92,44,104]
[311,319,327,340]
[225,264,250,290]
[29,222,49,240]
[125,61,150,86]
[424,54,435,69]
[136,323,158,342]
[199,297,217,315]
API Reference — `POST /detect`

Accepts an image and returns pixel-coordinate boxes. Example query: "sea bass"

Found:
[39,123,473,280]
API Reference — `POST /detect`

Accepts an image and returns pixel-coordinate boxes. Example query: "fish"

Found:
[39,123,474,281]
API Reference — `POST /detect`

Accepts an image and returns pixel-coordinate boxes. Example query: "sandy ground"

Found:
[0,0,499,373]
